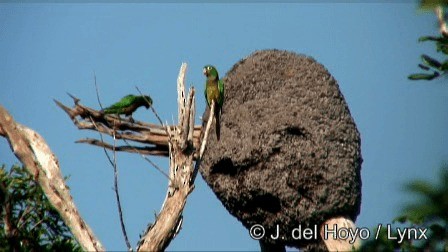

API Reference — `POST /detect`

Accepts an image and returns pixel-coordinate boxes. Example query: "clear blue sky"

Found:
[1,2,447,251]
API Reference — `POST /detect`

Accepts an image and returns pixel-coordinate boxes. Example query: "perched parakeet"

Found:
[102,94,152,122]
[203,65,224,140]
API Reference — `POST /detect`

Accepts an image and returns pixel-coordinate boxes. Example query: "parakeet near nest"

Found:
[203,65,224,140]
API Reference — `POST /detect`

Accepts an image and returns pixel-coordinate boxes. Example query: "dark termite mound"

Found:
[200,50,362,251]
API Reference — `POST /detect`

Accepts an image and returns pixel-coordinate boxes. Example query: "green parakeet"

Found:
[203,65,224,140]
[102,94,152,122]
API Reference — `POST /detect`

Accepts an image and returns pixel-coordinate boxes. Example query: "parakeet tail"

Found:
[215,105,221,141]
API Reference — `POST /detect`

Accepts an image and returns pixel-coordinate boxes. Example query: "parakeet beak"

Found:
[203,68,208,76]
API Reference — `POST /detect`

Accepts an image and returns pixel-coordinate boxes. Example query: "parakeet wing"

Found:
[218,79,224,107]
[106,95,135,109]
[118,94,137,104]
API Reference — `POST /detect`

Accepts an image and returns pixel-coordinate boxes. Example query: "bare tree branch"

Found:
[75,138,168,156]
[136,63,212,251]
[0,105,104,251]
[122,139,171,181]
[136,86,166,129]
[93,71,104,110]
[191,100,215,184]
[54,97,201,157]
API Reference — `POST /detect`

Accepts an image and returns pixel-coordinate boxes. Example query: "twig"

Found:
[435,6,448,37]
[90,118,132,250]
[112,131,132,251]
[29,218,44,232]
[16,205,32,229]
[91,76,132,251]
[136,86,165,129]
[135,86,173,154]
[93,71,104,110]
[122,138,171,181]
[90,117,120,168]
[91,119,132,251]
[75,138,168,156]
[134,87,177,180]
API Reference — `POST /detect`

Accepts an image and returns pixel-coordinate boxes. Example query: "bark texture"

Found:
[200,50,362,249]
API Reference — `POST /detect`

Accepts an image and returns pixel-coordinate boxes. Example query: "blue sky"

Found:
[1,2,447,251]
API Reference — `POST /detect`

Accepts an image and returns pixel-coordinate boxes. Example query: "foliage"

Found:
[409,4,448,81]
[409,36,448,81]
[360,165,448,251]
[0,164,81,251]
[360,225,415,252]
[419,0,448,11]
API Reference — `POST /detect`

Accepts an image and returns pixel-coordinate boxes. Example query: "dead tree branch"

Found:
[54,98,201,158]
[122,138,171,181]
[75,138,167,156]
[136,63,212,251]
[191,101,215,184]
[0,105,104,251]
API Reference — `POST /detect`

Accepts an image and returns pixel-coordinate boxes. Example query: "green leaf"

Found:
[405,180,436,195]
[393,215,409,223]
[419,36,442,42]
[441,60,448,71]
[408,72,440,80]
[418,63,431,71]
[421,54,442,69]
[437,42,448,55]
[0,164,81,251]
